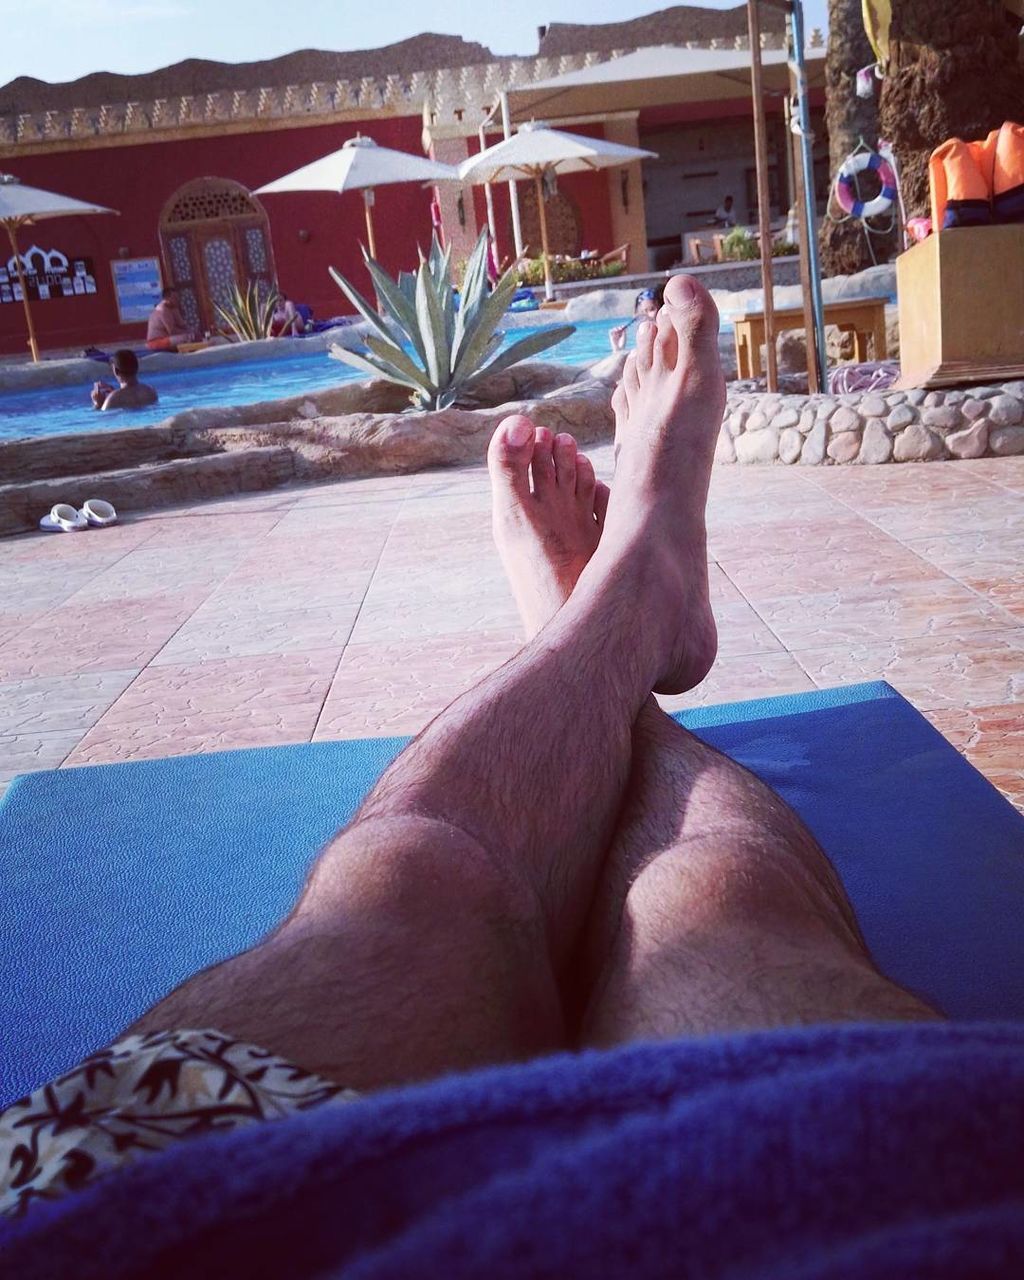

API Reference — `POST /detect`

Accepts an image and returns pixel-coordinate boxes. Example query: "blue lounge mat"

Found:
[2,681,1023,1107]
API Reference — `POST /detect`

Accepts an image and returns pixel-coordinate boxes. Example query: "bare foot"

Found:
[487,416,610,638]
[584,273,725,695]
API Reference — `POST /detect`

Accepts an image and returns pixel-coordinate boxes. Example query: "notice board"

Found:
[111,257,163,324]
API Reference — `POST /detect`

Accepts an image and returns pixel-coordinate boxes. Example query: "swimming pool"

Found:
[0,320,628,443]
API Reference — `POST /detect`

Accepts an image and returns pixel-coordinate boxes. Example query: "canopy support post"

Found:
[4,220,39,363]
[362,190,378,260]
[787,0,828,391]
[533,172,555,301]
[500,92,525,259]
[747,0,778,393]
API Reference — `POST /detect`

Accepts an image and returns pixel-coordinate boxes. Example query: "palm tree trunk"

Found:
[878,0,1024,219]
[820,0,896,274]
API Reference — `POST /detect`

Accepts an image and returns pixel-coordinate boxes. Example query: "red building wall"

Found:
[0,114,435,356]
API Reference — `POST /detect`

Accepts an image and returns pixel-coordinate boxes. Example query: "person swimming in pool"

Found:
[607,287,664,354]
[90,349,158,411]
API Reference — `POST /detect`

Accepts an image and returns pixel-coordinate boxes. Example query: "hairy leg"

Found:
[130,286,724,1091]
[579,701,938,1046]
[487,288,937,1043]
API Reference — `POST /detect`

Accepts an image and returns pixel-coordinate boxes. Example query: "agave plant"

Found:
[214,281,279,342]
[328,228,574,411]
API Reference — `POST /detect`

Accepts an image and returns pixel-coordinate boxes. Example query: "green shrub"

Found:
[214,281,279,341]
[515,257,626,286]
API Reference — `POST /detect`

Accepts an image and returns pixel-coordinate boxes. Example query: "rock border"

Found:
[716,382,1024,465]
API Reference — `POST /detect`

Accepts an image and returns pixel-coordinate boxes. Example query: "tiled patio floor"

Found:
[2,449,1023,810]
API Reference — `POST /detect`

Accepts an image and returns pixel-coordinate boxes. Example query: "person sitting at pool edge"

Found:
[146,287,197,351]
[271,293,306,338]
[608,287,664,354]
[90,349,158,411]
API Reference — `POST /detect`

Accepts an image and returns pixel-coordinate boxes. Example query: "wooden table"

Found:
[728,296,889,379]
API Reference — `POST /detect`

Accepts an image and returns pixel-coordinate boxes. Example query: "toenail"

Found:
[673,276,698,302]
[506,419,532,447]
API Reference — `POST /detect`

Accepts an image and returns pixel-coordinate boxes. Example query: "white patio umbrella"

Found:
[0,173,117,362]
[458,123,656,300]
[255,135,459,260]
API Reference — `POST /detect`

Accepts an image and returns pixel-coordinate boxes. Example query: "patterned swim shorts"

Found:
[0,1028,358,1219]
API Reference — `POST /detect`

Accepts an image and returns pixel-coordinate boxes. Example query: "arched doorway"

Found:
[159,178,277,332]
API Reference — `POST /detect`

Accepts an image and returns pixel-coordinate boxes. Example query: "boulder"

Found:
[989,425,1024,456]
[831,405,862,433]
[779,427,803,464]
[827,430,861,464]
[946,421,990,458]
[988,394,1024,428]
[735,427,780,463]
[893,423,945,462]
[800,419,827,465]
[859,419,893,464]
[886,404,917,431]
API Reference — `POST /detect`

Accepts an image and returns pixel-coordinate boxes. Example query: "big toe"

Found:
[488,415,535,502]
[661,274,721,361]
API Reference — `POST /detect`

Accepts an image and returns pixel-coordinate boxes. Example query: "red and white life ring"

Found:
[835,150,897,219]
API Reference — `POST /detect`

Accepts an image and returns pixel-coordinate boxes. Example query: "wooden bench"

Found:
[727,296,889,379]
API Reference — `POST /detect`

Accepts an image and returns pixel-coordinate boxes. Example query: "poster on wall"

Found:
[0,247,97,303]
[111,257,163,324]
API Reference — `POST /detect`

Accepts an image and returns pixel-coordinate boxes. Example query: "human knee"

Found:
[302,814,544,941]
[626,838,860,951]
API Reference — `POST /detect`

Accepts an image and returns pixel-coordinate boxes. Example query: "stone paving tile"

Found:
[150,600,363,666]
[0,669,139,734]
[0,729,84,789]
[752,579,1019,649]
[59,545,245,605]
[847,495,1024,542]
[0,522,157,565]
[793,628,1024,710]
[0,598,202,680]
[128,511,285,546]
[348,575,520,645]
[923,703,1024,812]
[954,457,1024,494]
[707,513,881,561]
[65,715,317,766]
[224,533,391,581]
[656,651,816,714]
[64,651,338,765]
[902,526,1024,622]
[314,634,522,738]
[718,539,943,599]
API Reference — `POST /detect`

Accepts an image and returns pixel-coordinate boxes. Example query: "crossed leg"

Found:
[129,275,932,1096]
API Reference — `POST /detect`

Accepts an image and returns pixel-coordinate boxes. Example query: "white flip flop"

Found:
[39,503,88,533]
[81,498,118,527]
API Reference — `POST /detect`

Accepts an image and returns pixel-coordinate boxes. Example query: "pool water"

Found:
[0,319,630,443]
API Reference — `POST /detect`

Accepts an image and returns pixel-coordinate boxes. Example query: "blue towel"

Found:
[3,682,1024,1107]
[3,1021,1024,1276]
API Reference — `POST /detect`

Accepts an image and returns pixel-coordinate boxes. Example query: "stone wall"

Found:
[717,382,1024,465]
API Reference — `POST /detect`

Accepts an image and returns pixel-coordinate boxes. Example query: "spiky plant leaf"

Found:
[362,253,426,364]
[328,343,423,394]
[450,271,518,382]
[415,263,450,392]
[329,266,399,348]
[363,334,433,391]
[467,325,576,385]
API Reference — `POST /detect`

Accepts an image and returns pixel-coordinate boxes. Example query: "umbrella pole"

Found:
[363,190,378,260]
[746,0,778,394]
[4,221,40,363]
[533,172,555,302]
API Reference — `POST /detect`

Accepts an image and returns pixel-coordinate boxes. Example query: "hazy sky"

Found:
[0,0,830,88]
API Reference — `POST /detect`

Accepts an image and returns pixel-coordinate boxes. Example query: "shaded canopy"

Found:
[458,122,655,184]
[506,43,825,122]
[0,174,117,226]
[255,136,458,195]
